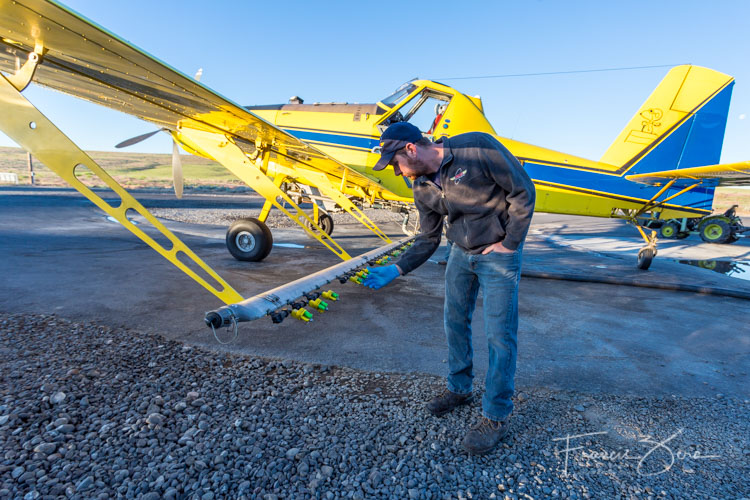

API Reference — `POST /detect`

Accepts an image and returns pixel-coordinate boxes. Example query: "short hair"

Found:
[391,137,434,165]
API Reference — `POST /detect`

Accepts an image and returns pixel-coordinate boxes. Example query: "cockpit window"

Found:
[379,82,417,108]
[378,89,452,133]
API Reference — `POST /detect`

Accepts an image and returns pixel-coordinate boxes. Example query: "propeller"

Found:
[115,128,184,199]
[111,68,203,199]
[114,128,167,149]
[172,140,183,199]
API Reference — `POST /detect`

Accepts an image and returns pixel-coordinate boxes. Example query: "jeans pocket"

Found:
[482,249,517,260]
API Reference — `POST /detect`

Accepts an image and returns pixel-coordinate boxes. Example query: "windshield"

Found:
[379,81,417,108]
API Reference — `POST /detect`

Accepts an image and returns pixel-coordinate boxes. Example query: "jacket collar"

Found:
[437,136,454,169]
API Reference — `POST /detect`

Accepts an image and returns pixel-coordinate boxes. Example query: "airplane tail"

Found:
[600,65,734,175]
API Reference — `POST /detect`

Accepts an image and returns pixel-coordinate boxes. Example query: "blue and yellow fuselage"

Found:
[248,66,732,220]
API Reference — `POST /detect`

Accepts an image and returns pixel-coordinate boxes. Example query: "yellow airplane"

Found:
[1,0,749,326]
[125,69,750,270]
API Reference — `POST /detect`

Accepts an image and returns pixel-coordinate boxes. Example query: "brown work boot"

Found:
[462,416,510,454]
[426,389,473,416]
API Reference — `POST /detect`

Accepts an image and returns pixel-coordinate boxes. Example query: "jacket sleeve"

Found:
[481,136,536,251]
[394,193,443,274]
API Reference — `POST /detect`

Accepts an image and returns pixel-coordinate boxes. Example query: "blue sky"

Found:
[2,0,748,163]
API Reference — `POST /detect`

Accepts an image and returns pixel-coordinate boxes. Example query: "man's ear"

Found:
[404,143,418,158]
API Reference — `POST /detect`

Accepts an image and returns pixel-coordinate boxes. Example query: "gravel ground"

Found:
[1,314,748,499]
[147,206,409,232]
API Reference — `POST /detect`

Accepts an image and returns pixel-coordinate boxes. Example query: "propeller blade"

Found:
[172,140,184,199]
[114,128,166,149]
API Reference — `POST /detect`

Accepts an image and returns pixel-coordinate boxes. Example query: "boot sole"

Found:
[427,396,473,417]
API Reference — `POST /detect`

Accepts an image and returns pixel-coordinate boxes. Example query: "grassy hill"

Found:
[0,146,242,190]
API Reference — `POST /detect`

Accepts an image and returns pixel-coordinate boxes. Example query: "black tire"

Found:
[699,219,731,244]
[226,218,273,261]
[637,247,654,270]
[675,232,689,239]
[304,212,334,236]
[659,221,680,239]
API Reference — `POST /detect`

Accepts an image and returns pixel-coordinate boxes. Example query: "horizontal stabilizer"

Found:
[626,161,750,187]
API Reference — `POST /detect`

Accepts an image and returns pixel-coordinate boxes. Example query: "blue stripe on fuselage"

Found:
[281,127,378,151]
[524,162,715,211]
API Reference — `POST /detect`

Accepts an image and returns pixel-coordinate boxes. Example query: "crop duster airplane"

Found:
[2,0,750,329]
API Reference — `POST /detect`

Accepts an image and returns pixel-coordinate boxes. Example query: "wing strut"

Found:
[0,71,244,305]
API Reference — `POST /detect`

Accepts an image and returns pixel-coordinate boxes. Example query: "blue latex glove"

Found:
[363,265,400,289]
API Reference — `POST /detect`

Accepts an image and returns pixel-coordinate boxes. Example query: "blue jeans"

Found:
[444,244,522,421]
[443,240,453,261]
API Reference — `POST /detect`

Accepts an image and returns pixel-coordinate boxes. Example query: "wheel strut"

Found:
[633,224,658,271]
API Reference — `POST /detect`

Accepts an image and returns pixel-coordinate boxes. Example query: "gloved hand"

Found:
[363,265,400,289]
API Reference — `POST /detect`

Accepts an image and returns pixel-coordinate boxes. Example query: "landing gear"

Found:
[226,218,273,261]
[633,225,658,271]
[304,212,334,236]
[637,247,655,270]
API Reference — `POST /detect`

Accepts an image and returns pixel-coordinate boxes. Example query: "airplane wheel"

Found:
[304,213,334,236]
[699,219,730,244]
[226,218,273,261]
[637,247,654,270]
[659,221,679,239]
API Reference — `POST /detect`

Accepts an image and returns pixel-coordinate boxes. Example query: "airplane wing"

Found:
[0,0,388,198]
[626,162,750,187]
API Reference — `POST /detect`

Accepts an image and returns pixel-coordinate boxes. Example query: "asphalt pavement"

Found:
[1,186,748,399]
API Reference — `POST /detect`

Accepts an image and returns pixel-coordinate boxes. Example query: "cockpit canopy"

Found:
[378,81,418,109]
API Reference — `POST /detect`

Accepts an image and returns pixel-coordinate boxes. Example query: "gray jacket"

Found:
[396,132,535,275]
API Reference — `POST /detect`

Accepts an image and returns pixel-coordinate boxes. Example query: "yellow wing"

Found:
[0,0,389,198]
[626,162,750,187]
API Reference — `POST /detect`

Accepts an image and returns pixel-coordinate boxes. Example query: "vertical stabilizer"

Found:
[600,65,734,174]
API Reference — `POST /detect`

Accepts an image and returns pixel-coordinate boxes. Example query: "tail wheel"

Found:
[699,219,731,244]
[226,218,273,261]
[659,221,679,239]
[304,213,334,237]
[637,247,655,270]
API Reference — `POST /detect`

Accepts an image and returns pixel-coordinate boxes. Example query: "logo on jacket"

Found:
[450,168,467,184]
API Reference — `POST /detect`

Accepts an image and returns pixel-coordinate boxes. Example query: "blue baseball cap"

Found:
[373,122,423,171]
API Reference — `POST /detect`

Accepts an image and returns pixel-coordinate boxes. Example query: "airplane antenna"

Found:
[433,63,689,81]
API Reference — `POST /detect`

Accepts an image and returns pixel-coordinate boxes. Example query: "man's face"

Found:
[391,144,436,180]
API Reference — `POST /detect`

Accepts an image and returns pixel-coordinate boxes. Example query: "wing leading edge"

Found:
[0,0,389,197]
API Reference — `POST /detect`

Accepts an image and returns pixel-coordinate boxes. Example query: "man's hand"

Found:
[481,242,514,255]
[363,265,401,289]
